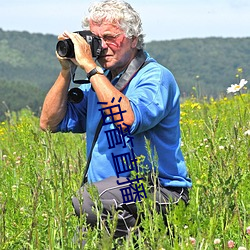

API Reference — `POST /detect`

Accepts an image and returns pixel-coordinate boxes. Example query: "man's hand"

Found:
[56,33,79,71]
[62,31,96,72]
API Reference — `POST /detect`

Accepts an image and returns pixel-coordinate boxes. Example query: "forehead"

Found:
[89,20,122,34]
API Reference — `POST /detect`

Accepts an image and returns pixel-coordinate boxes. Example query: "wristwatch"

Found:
[87,66,104,80]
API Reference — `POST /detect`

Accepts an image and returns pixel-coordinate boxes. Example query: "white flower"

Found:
[227,79,248,93]
[214,238,221,244]
[244,130,250,136]
[238,247,246,250]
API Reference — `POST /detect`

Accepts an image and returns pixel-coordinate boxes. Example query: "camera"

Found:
[56,30,102,58]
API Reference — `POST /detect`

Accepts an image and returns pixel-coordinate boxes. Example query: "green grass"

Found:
[0,93,249,249]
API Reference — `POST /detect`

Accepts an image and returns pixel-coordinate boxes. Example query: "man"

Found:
[40,0,192,243]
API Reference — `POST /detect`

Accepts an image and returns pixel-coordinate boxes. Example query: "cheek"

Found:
[114,39,123,47]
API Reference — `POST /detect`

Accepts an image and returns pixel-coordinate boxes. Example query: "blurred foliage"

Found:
[145,37,250,98]
[0,29,60,120]
[0,94,249,249]
[0,80,46,121]
[0,28,250,121]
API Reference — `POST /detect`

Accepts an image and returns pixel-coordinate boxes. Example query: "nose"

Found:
[101,38,108,49]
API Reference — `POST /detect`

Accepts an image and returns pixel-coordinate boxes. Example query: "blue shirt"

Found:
[58,52,192,188]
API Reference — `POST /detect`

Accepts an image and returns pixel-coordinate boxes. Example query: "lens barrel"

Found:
[56,39,75,58]
[68,88,84,103]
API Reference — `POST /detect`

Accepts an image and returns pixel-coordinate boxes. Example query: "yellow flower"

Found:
[191,103,201,109]
[237,67,243,73]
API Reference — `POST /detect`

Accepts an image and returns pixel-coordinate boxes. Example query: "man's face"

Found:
[89,20,138,73]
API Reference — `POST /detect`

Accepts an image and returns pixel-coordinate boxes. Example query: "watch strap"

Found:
[87,67,104,80]
[87,68,97,79]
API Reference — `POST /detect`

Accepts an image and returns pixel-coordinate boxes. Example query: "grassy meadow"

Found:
[0,91,249,249]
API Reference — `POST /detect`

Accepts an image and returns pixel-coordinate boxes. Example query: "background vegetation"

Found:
[0,29,250,120]
[0,91,249,249]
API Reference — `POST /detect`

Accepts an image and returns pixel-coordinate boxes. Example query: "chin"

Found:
[99,61,113,70]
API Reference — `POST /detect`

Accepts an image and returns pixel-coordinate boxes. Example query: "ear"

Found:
[131,36,139,48]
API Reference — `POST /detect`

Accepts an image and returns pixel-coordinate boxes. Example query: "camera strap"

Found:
[81,50,150,186]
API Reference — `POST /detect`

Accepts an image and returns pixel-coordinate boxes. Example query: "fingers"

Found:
[55,50,79,66]
[58,31,70,41]
[56,31,93,68]
[62,30,71,38]
[58,31,78,41]
[63,31,78,40]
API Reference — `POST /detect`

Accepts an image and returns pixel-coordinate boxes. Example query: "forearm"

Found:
[53,31,135,130]
[90,74,135,130]
[40,70,71,132]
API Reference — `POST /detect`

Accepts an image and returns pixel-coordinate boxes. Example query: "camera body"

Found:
[56,30,102,58]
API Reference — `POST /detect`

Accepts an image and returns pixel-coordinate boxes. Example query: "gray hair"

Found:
[82,0,145,49]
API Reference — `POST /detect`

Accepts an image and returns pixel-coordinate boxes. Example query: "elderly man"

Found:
[40,0,192,243]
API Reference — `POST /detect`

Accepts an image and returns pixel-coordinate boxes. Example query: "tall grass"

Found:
[0,93,249,249]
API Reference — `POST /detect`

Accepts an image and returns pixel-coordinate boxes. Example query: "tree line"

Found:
[0,28,249,120]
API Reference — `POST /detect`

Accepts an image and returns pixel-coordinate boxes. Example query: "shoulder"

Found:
[138,52,177,87]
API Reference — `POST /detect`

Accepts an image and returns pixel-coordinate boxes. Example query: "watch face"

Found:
[96,66,104,74]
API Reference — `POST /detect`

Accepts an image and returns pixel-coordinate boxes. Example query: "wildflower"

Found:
[214,238,221,244]
[238,247,246,250]
[12,185,18,192]
[246,226,250,235]
[191,103,201,109]
[196,180,202,185]
[227,79,248,93]
[189,237,196,246]
[244,130,250,136]
[20,207,25,214]
[218,145,224,150]
[228,240,235,248]
[237,67,243,73]
[42,213,48,221]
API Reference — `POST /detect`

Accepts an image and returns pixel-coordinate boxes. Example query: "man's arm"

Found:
[64,31,135,130]
[40,62,71,132]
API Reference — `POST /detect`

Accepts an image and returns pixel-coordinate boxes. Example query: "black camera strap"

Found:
[81,50,149,186]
